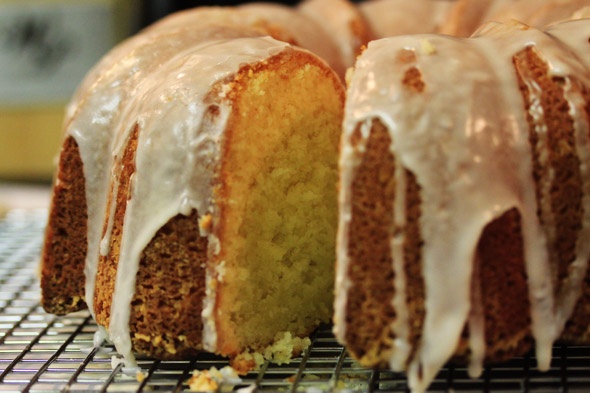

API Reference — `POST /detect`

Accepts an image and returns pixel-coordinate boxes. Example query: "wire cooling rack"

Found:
[1,209,590,392]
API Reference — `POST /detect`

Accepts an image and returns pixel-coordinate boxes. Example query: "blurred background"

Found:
[0,0,299,210]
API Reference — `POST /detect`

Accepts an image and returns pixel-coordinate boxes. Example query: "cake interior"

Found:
[214,50,343,360]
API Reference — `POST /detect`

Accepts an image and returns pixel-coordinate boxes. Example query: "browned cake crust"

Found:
[345,127,534,369]
[93,125,210,359]
[438,0,499,37]
[40,135,88,315]
[129,211,207,359]
[343,120,398,366]
[456,208,532,363]
[349,13,374,58]
[564,266,590,342]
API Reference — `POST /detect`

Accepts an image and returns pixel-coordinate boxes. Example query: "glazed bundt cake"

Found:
[40,6,345,370]
[335,18,590,392]
[40,0,590,388]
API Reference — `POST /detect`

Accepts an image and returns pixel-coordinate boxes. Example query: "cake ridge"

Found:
[338,20,590,393]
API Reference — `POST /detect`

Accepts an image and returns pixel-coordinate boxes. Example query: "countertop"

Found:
[0,181,51,213]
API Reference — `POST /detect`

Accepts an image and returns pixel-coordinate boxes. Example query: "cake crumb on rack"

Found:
[187,366,242,392]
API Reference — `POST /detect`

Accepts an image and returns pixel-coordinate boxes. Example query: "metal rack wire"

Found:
[1,208,590,392]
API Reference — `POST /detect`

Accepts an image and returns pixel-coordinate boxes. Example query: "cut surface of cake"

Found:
[40,9,344,369]
[336,18,590,393]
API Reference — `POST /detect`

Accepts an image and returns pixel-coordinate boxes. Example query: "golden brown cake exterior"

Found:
[129,211,207,358]
[41,135,88,315]
[92,121,206,359]
[336,19,590,392]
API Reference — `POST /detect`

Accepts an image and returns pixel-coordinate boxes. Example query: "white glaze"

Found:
[337,20,590,393]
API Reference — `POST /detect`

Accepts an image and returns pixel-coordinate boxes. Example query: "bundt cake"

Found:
[40,0,590,389]
[335,18,590,392]
[40,6,345,370]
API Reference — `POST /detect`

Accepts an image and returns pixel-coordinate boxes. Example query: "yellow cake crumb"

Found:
[136,370,147,382]
[187,366,242,392]
[231,331,312,374]
[420,39,437,55]
[262,332,311,364]
[198,214,213,234]
[188,371,218,392]
[134,333,151,342]
[345,67,355,87]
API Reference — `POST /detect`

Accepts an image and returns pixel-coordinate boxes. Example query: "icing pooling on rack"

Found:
[336,19,590,393]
